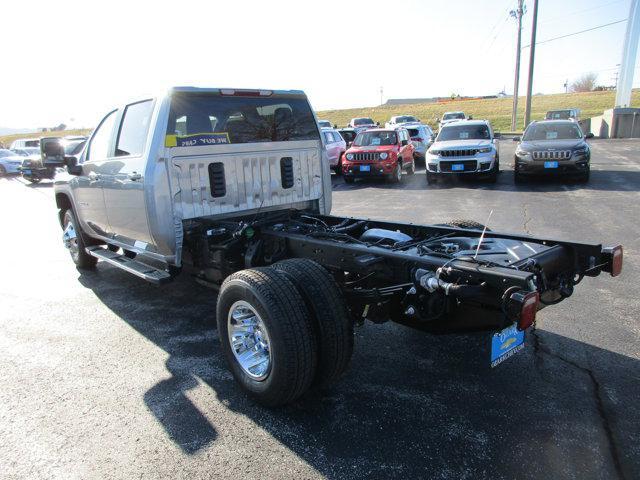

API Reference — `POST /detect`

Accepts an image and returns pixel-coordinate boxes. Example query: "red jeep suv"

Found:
[342,128,415,183]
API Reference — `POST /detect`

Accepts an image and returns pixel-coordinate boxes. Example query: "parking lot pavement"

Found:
[0,139,639,479]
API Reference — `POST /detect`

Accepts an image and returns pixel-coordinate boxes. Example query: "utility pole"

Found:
[523,0,539,129]
[380,86,384,106]
[564,79,568,93]
[616,0,640,107]
[510,0,524,131]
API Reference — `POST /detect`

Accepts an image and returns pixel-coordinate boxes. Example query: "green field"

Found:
[0,128,92,149]
[317,90,640,132]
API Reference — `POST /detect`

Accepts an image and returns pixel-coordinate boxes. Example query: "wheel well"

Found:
[55,193,72,226]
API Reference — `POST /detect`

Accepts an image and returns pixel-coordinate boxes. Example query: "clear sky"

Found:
[0,0,635,129]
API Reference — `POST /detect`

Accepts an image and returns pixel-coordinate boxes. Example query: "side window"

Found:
[323,132,333,143]
[331,132,340,143]
[116,100,154,157]
[87,110,117,161]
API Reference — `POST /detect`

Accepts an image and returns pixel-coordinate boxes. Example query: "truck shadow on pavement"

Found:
[78,267,640,479]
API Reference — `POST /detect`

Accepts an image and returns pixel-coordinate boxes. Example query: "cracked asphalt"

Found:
[1,139,639,479]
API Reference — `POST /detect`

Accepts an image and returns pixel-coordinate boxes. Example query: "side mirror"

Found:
[401,139,408,146]
[333,124,338,129]
[64,156,82,175]
[512,136,521,142]
[494,132,502,139]
[585,132,594,139]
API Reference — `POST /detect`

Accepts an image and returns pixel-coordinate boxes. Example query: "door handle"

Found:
[128,172,142,181]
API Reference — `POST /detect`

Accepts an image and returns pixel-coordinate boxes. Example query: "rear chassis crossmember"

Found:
[185,211,619,334]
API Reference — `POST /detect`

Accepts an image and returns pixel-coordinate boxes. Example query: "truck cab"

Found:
[55,87,330,268]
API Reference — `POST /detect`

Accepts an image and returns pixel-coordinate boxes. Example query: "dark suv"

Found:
[513,120,593,183]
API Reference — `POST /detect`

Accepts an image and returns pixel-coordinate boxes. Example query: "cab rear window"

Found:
[166,93,319,146]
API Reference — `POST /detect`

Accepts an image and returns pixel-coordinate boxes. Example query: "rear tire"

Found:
[273,259,353,388]
[216,267,318,407]
[62,209,97,269]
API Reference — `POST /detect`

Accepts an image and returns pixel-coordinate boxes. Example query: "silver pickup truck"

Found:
[54,87,623,406]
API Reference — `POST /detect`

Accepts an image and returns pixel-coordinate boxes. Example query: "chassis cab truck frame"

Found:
[54,87,623,406]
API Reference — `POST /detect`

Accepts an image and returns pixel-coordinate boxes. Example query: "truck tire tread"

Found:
[273,259,353,388]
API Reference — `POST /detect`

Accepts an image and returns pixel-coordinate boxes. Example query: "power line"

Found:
[523,19,627,48]
[536,0,625,26]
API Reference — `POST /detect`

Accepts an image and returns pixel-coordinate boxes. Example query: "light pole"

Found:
[510,0,524,131]
[616,0,640,107]
[523,0,539,129]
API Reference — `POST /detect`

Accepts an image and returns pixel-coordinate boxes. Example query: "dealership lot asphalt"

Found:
[1,139,639,479]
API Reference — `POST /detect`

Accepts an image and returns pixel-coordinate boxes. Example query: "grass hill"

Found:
[317,90,640,132]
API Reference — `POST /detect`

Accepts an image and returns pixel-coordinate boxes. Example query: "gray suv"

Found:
[513,120,592,183]
[425,120,499,184]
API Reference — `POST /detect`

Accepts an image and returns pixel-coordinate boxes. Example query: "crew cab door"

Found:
[71,110,117,236]
[101,99,155,246]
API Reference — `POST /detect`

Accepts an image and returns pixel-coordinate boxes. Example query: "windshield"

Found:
[318,120,331,128]
[166,93,319,145]
[437,124,490,141]
[64,140,86,155]
[546,111,572,120]
[353,118,375,126]
[339,131,357,142]
[395,116,417,123]
[523,123,583,141]
[443,112,465,120]
[354,131,397,146]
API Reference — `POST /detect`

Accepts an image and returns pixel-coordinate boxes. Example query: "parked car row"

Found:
[325,117,593,185]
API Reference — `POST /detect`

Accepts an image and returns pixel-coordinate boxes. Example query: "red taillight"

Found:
[411,137,423,142]
[510,291,539,331]
[609,245,623,277]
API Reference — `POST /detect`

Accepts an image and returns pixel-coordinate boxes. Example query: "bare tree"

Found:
[570,73,598,93]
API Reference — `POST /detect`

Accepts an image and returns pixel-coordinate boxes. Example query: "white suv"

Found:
[425,120,500,184]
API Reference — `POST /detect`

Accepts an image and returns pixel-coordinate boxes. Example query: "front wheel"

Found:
[62,209,97,269]
[217,267,318,406]
[407,162,416,175]
[577,165,590,183]
[426,172,437,185]
[24,175,41,184]
[389,162,402,183]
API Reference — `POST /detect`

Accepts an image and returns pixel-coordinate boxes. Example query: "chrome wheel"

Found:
[227,301,272,381]
[63,217,79,262]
